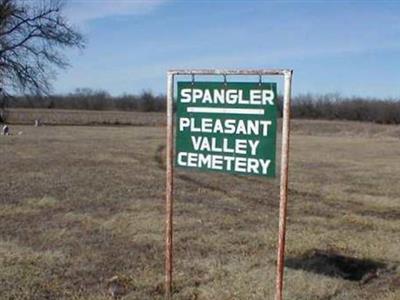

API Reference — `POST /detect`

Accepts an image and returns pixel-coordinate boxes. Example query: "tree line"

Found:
[289,94,400,125]
[4,89,165,112]
[3,89,400,124]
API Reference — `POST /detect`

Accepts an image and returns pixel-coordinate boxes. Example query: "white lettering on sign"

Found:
[176,82,277,177]
[177,152,271,175]
[191,136,260,155]
[180,88,275,105]
[179,117,272,136]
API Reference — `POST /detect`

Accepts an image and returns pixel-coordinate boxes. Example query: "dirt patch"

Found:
[286,249,386,282]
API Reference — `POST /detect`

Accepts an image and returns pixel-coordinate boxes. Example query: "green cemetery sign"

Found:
[175,81,277,177]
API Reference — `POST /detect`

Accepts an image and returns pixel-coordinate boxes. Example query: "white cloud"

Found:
[65,0,167,24]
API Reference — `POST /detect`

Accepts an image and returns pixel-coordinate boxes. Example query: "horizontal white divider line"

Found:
[187,107,264,115]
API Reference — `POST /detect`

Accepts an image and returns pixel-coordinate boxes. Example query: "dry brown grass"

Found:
[0,118,399,299]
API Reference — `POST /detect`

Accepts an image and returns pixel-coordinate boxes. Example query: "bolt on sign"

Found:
[175,82,277,177]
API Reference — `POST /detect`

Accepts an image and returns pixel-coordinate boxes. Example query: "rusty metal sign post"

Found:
[165,69,293,300]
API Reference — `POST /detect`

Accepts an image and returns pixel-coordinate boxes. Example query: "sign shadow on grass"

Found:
[285,249,386,282]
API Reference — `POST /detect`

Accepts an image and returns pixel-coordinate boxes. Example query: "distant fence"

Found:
[4,109,165,126]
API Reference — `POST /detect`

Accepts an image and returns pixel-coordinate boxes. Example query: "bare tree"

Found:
[0,0,85,97]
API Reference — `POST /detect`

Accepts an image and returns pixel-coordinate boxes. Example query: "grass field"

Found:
[0,118,399,299]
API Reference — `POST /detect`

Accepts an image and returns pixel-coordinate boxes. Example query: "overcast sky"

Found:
[54,0,400,98]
